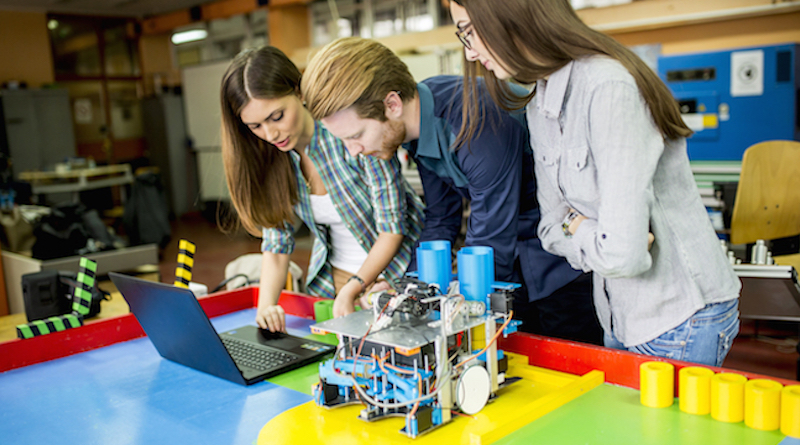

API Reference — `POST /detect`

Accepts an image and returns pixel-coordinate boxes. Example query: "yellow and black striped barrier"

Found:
[174,239,196,288]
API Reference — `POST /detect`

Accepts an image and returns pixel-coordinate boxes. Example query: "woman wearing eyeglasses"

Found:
[449,0,741,366]
[220,46,424,332]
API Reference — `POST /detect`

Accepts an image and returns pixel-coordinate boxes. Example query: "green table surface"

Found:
[502,384,792,445]
[273,335,797,445]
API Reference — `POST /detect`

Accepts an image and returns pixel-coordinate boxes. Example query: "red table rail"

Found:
[498,331,800,390]
[0,286,325,373]
[3,286,797,389]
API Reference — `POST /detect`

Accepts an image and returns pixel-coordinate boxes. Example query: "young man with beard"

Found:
[301,37,603,345]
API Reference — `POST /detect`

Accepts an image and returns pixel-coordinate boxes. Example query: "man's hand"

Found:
[358,280,391,309]
[334,280,361,317]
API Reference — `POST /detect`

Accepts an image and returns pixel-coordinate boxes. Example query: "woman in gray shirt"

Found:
[450,0,741,366]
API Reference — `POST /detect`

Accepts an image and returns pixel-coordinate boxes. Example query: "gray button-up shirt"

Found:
[527,56,740,347]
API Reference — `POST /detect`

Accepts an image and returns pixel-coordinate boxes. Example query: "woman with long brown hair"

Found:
[449,0,740,366]
[220,46,423,332]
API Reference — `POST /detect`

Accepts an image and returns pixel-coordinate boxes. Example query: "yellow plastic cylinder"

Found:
[470,326,486,350]
[711,373,747,423]
[640,361,674,408]
[782,385,800,438]
[744,379,782,431]
[679,366,714,415]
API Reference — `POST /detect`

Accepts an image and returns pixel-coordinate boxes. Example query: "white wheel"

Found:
[455,365,491,415]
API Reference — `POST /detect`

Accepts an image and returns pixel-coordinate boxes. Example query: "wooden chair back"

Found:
[730,140,800,245]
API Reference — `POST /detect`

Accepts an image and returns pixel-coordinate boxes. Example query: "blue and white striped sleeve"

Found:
[260,222,295,254]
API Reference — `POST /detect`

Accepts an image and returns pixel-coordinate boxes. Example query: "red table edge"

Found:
[0,286,326,373]
[2,286,797,391]
[497,332,800,391]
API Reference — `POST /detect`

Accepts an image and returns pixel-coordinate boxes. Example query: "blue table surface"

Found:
[0,309,315,445]
[5,310,800,445]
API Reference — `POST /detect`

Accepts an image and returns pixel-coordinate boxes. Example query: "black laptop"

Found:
[109,272,335,385]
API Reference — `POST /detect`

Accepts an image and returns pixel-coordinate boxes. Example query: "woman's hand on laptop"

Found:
[256,305,286,333]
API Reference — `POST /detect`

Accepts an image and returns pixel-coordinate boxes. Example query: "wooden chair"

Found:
[730,140,800,271]
[730,140,800,380]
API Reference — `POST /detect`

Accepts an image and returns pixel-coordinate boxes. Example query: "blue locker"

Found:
[658,44,799,161]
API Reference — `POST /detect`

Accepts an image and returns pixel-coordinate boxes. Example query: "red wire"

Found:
[455,311,514,369]
[451,410,476,419]
[352,300,392,377]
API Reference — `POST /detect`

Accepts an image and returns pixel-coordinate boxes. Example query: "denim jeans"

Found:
[603,299,740,367]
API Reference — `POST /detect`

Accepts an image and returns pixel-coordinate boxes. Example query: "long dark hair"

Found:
[452,0,691,147]
[220,46,301,236]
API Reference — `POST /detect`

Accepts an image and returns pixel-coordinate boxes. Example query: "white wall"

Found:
[181,59,232,201]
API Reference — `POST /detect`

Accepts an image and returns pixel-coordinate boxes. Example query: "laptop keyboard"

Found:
[221,336,297,371]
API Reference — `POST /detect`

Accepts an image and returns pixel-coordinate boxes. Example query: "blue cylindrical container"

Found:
[417,240,452,291]
[417,240,453,294]
[457,246,494,309]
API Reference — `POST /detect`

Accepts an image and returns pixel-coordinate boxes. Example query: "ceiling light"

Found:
[171,29,208,45]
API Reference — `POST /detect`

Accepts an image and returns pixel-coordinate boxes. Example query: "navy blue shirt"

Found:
[404,75,580,302]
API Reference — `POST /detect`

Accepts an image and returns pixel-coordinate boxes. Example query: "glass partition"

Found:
[103,24,141,77]
[49,17,101,77]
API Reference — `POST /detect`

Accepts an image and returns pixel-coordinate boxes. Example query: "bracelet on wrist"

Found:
[347,275,366,293]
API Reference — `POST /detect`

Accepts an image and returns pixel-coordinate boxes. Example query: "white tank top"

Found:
[308,193,369,274]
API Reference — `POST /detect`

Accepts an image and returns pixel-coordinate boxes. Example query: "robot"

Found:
[310,241,521,438]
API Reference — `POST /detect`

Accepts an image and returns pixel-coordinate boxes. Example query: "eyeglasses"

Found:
[381,91,402,106]
[455,23,474,50]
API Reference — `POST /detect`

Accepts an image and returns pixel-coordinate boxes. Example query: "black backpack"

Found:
[21,269,109,322]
